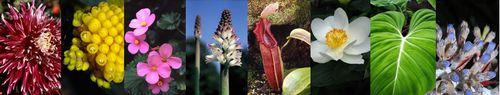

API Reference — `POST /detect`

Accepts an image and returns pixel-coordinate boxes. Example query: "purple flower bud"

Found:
[463,41,473,52]
[462,69,470,75]
[451,72,460,82]
[485,42,496,54]
[465,89,473,95]
[480,53,490,64]
[487,71,496,78]
[442,61,451,67]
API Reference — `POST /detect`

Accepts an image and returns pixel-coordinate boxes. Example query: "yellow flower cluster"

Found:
[63,2,124,89]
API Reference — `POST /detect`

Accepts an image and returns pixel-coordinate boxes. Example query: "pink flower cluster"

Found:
[137,44,182,94]
[127,8,182,94]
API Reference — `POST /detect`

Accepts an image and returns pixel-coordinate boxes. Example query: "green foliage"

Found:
[311,58,367,87]
[283,67,311,95]
[370,0,407,11]
[370,9,435,95]
[156,12,182,30]
[427,0,436,9]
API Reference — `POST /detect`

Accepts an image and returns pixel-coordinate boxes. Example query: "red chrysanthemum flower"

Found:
[0,1,61,95]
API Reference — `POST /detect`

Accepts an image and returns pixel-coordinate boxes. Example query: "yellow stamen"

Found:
[156,80,163,86]
[140,22,148,27]
[134,40,140,45]
[325,29,348,48]
[151,66,157,71]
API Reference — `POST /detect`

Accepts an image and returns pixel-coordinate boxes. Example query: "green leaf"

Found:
[428,0,436,9]
[370,9,435,95]
[156,12,182,30]
[416,0,424,4]
[283,67,310,95]
[370,0,407,11]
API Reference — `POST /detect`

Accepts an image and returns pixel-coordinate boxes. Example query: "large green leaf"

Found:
[370,9,436,95]
[428,0,436,9]
[283,67,310,95]
[370,0,407,11]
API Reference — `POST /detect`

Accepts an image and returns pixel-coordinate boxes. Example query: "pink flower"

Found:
[149,43,182,69]
[125,31,149,54]
[136,57,170,84]
[129,8,156,36]
[148,78,171,94]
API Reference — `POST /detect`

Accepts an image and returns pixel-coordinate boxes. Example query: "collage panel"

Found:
[247,0,311,94]
[1,0,500,95]
[370,0,436,95]
[310,0,370,94]
[433,0,499,94]
[61,0,125,94]
[186,0,247,95]
[123,0,186,95]
[247,0,311,95]
[0,0,62,94]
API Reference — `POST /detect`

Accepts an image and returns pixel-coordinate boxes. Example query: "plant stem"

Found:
[195,37,200,95]
[221,66,229,95]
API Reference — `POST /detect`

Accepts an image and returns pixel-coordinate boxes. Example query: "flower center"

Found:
[35,32,54,54]
[134,40,140,45]
[161,57,168,62]
[140,22,148,27]
[325,28,348,48]
[156,80,163,86]
[150,65,157,71]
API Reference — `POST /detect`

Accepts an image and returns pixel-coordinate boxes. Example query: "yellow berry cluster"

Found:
[63,2,124,89]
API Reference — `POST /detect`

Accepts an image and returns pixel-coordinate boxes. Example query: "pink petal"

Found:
[136,62,150,77]
[124,32,135,43]
[136,8,151,20]
[148,51,159,58]
[167,57,182,69]
[159,44,173,58]
[137,33,147,41]
[150,85,161,94]
[146,72,159,84]
[128,44,139,54]
[157,63,171,78]
[148,54,163,66]
[139,42,150,54]
[160,80,170,92]
[133,27,148,36]
[129,19,142,28]
[146,14,156,27]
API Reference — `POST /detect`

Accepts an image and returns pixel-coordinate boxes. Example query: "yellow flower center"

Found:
[134,40,140,45]
[151,65,157,71]
[140,22,148,27]
[157,80,163,86]
[325,28,348,48]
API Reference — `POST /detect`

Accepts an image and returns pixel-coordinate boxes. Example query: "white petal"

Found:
[347,17,370,45]
[326,8,349,29]
[311,18,332,42]
[311,41,331,63]
[323,37,353,60]
[340,54,364,64]
[323,47,343,61]
[344,38,370,55]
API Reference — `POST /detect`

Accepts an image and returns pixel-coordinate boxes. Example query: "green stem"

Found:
[177,28,186,36]
[221,64,229,95]
[195,38,200,95]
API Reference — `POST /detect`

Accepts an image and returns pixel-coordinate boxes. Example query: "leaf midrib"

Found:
[392,36,406,95]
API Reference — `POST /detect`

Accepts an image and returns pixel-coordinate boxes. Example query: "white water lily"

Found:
[310,8,370,64]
